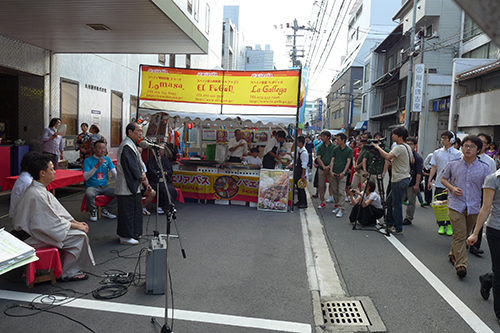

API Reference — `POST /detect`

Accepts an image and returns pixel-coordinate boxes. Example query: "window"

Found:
[386,55,395,72]
[186,54,191,69]
[362,94,367,113]
[364,63,370,82]
[205,4,210,34]
[158,54,166,65]
[111,91,123,147]
[463,14,481,42]
[425,25,433,37]
[169,54,175,67]
[61,80,78,135]
[194,0,199,22]
[187,0,193,14]
[130,95,138,122]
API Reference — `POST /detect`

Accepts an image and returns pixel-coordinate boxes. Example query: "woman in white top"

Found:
[349,179,384,226]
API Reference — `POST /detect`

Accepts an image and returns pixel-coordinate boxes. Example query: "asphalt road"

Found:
[0,187,313,333]
[1,180,499,332]
[314,183,498,333]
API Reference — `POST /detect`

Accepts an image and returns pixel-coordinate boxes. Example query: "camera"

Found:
[367,138,386,150]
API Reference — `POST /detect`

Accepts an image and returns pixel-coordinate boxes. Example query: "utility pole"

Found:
[288,19,313,68]
[403,0,418,130]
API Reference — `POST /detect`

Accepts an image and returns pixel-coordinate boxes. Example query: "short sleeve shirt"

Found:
[483,170,500,230]
[316,142,336,170]
[83,155,115,188]
[331,145,353,174]
[366,191,383,210]
[391,143,412,183]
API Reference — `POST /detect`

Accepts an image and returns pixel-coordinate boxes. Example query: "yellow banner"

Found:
[140,67,300,107]
[171,170,292,203]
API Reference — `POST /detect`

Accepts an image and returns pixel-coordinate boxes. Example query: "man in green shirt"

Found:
[329,133,353,217]
[352,132,371,191]
[316,131,336,209]
[362,131,389,194]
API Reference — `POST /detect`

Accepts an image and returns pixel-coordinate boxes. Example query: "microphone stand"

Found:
[148,147,186,333]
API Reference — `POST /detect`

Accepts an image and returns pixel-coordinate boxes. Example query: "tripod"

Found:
[148,147,186,333]
[351,149,389,236]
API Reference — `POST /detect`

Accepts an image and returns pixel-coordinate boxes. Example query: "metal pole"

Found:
[404,0,418,130]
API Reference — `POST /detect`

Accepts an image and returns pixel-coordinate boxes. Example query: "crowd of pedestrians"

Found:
[299,127,500,325]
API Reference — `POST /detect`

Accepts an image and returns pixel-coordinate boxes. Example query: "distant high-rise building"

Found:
[245,44,274,71]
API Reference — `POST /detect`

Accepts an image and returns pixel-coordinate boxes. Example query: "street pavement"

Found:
[0,186,313,333]
[313,181,498,333]
[0,179,499,332]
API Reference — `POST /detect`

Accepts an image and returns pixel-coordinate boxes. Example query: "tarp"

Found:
[137,65,302,127]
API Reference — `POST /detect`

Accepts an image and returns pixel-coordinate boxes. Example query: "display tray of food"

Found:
[219,163,261,169]
[179,159,219,166]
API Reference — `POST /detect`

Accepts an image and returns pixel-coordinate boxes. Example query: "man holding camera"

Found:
[372,127,413,234]
[329,133,353,218]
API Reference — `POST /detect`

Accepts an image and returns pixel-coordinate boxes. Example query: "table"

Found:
[2,169,84,194]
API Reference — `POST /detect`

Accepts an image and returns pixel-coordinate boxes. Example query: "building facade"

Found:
[0,0,222,163]
[328,0,400,136]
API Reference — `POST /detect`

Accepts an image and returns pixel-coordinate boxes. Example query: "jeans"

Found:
[386,178,410,231]
[405,186,417,222]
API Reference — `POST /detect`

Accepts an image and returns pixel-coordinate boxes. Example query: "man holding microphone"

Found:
[83,140,117,222]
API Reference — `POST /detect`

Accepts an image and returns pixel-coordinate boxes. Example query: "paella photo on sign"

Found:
[257,169,290,212]
[213,175,239,199]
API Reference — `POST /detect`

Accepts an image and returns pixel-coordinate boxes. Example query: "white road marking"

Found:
[0,290,311,333]
[387,235,494,333]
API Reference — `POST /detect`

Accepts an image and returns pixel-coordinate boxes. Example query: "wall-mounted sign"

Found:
[91,110,101,126]
[85,84,107,93]
[412,64,425,112]
[431,97,451,112]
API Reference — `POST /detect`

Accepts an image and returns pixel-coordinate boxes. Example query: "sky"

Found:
[221,0,349,101]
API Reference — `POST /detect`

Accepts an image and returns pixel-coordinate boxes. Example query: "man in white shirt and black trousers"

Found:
[227,129,248,163]
[294,136,309,209]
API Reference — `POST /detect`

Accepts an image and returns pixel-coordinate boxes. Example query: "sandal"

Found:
[62,272,88,282]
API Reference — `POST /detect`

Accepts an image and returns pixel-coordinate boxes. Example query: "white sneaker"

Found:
[326,196,334,203]
[142,207,151,216]
[332,206,339,214]
[336,209,344,218]
[101,208,116,219]
[158,207,165,214]
[345,197,350,202]
[90,210,97,222]
[120,237,139,245]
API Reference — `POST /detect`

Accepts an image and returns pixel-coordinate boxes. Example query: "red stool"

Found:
[26,247,62,288]
[81,195,114,218]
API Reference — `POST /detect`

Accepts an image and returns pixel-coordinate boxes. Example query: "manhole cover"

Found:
[322,300,370,326]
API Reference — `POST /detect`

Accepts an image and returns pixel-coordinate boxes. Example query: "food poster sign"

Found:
[172,171,259,202]
[212,175,259,201]
[172,172,214,200]
[258,169,290,212]
[140,66,299,107]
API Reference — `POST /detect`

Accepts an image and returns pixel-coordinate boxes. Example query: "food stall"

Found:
[137,66,303,211]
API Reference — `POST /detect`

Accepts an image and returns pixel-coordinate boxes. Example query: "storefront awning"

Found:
[354,121,368,131]
[370,110,398,120]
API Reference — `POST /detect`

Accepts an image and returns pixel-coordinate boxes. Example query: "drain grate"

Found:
[321,300,370,326]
